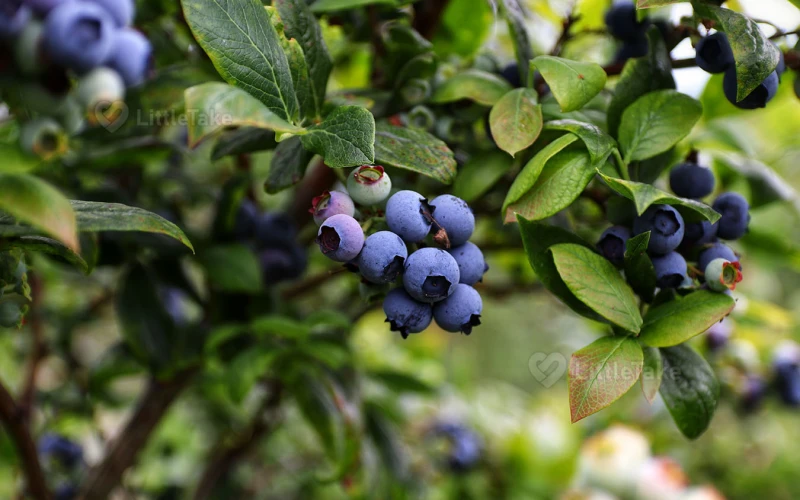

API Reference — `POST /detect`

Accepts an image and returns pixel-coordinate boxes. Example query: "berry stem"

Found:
[613,148,631,181]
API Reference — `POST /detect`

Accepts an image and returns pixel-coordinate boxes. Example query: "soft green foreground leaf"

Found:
[641,346,663,403]
[532,56,607,112]
[182,0,299,121]
[185,83,303,147]
[199,244,263,293]
[693,3,781,102]
[503,133,578,211]
[624,231,656,302]
[453,151,514,202]
[311,0,395,12]
[265,136,315,194]
[7,236,89,275]
[659,344,719,439]
[431,69,513,106]
[504,149,595,223]
[543,119,617,164]
[489,88,542,157]
[599,173,722,224]
[501,0,535,85]
[517,218,604,321]
[550,243,643,332]
[212,128,277,160]
[0,174,78,251]
[619,90,702,163]
[569,336,643,422]
[637,0,682,8]
[639,290,735,347]
[374,122,457,184]
[0,143,38,174]
[300,106,375,168]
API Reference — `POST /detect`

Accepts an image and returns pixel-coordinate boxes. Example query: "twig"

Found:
[19,274,46,419]
[550,14,578,56]
[289,159,336,228]
[474,282,544,298]
[79,370,196,500]
[0,380,50,500]
[281,267,349,300]
[770,28,800,40]
[192,383,284,500]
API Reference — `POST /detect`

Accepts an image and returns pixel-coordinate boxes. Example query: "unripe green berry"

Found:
[57,96,86,136]
[14,21,44,75]
[76,67,126,122]
[20,118,68,160]
[346,165,392,206]
[704,257,742,292]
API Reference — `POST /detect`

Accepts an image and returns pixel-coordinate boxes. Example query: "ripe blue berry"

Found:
[447,242,487,285]
[54,484,78,500]
[106,28,153,87]
[233,200,258,240]
[383,288,432,338]
[43,2,115,73]
[0,2,31,39]
[694,33,734,74]
[739,375,767,413]
[712,192,749,240]
[773,342,800,407]
[429,194,474,247]
[704,257,742,292]
[669,162,715,199]
[86,0,133,26]
[633,205,685,255]
[310,190,355,225]
[604,1,645,41]
[38,434,83,467]
[723,68,778,109]
[358,231,408,284]
[597,226,631,267]
[651,251,688,289]
[403,247,460,303]
[697,242,738,272]
[705,319,731,352]
[386,190,433,243]
[433,283,482,334]
[316,214,364,262]
[433,423,482,472]
[681,220,717,247]
[500,62,521,88]
[255,212,297,248]
[260,245,307,285]
[614,35,649,63]
[346,165,392,206]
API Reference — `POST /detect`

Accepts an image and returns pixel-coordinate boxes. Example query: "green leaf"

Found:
[598,173,722,224]
[637,0,681,7]
[184,83,303,148]
[550,243,643,332]
[517,218,604,321]
[300,106,375,168]
[198,244,263,294]
[212,128,277,160]
[275,0,332,118]
[265,136,315,194]
[659,344,719,439]
[226,348,277,404]
[182,0,299,121]
[504,149,595,223]
[619,90,702,163]
[271,20,316,121]
[369,370,436,394]
[641,346,663,403]
[607,27,675,136]
[252,315,309,339]
[374,122,457,184]
[453,151,514,202]
[431,69,513,106]
[639,290,735,347]
[6,236,89,275]
[500,0,535,85]
[503,133,578,211]
[292,374,342,459]
[0,174,78,251]
[693,3,781,102]
[310,0,395,12]
[489,88,542,157]
[70,201,194,252]
[364,405,408,481]
[569,336,644,422]
[543,119,617,164]
[532,56,607,113]
[432,0,493,58]
[623,231,656,303]
[0,143,38,174]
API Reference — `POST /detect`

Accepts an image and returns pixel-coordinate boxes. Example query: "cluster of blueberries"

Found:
[0,0,152,158]
[312,166,488,338]
[695,32,786,109]
[604,1,652,62]
[38,433,82,500]
[597,160,748,294]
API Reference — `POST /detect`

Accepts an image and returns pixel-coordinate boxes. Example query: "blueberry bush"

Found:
[2,0,800,497]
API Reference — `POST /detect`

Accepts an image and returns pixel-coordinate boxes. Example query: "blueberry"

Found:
[43,1,115,73]
[723,68,778,109]
[54,483,78,500]
[19,117,67,160]
[704,257,742,292]
[403,247,460,303]
[429,194,475,247]
[604,1,645,41]
[712,192,749,240]
[316,214,364,262]
[705,319,731,352]
[681,220,717,247]
[106,28,153,87]
[310,190,355,225]
[433,283,482,334]
[0,1,31,39]
[76,67,126,118]
[161,287,190,327]
[669,162,715,199]
[382,287,433,338]
[86,0,133,26]
[432,423,482,472]
[597,226,631,267]
[260,245,307,285]
[694,32,734,74]
[358,231,408,284]
[233,200,259,240]
[773,342,800,407]
[632,205,685,255]
[739,375,767,413]
[38,434,83,467]
[651,251,687,289]
[255,212,297,248]
[614,35,649,62]
[697,242,738,272]
[24,0,68,15]
[500,62,521,88]
[346,165,392,206]
[385,190,433,243]
[446,242,487,285]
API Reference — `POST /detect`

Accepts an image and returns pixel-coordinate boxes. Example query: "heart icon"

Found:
[93,100,129,132]
[528,352,567,388]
